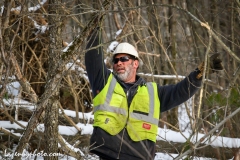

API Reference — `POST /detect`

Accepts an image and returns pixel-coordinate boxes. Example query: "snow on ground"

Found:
[0,118,238,159]
[1,118,240,149]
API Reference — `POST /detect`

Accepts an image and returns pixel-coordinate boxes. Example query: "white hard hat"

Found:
[113,42,143,67]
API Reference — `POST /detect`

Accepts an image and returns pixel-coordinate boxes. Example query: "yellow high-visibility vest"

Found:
[93,74,160,142]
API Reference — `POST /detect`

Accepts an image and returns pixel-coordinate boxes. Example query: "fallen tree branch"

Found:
[1,102,26,129]
[59,103,82,132]
[57,133,83,159]
[0,127,20,140]
[175,106,240,159]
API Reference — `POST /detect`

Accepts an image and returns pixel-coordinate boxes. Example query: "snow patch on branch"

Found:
[59,136,85,156]
[107,41,119,54]
[28,16,48,35]
[28,0,47,12]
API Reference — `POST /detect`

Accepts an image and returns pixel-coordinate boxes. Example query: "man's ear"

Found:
[133,60,139,69]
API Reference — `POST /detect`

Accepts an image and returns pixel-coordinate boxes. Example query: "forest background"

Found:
[0,0,240,159]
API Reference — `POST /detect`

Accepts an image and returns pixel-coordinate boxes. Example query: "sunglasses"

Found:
[112,56,133,64]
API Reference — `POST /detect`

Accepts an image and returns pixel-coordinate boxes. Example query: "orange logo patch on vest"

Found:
[142,123,151,130]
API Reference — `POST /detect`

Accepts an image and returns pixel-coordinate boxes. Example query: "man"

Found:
[85,28,223,160]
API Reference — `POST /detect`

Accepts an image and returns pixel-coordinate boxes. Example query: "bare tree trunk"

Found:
[44,102,59,160]
[43,1,63,159]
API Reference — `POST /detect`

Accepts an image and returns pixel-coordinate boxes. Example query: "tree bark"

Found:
[43,1,63,159]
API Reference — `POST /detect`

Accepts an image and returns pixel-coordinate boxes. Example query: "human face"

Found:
[112,53,139,83]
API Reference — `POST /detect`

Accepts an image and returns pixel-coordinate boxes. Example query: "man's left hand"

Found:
[196,53,223,79]
[209,53,223,73]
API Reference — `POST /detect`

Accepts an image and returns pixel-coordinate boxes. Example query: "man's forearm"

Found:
[85,28,110,96]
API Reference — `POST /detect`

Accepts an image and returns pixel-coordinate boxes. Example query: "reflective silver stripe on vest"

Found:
[94,76,127,115]
[94,103,127,115]
[130,82,159,125]
[105,75,117,104]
